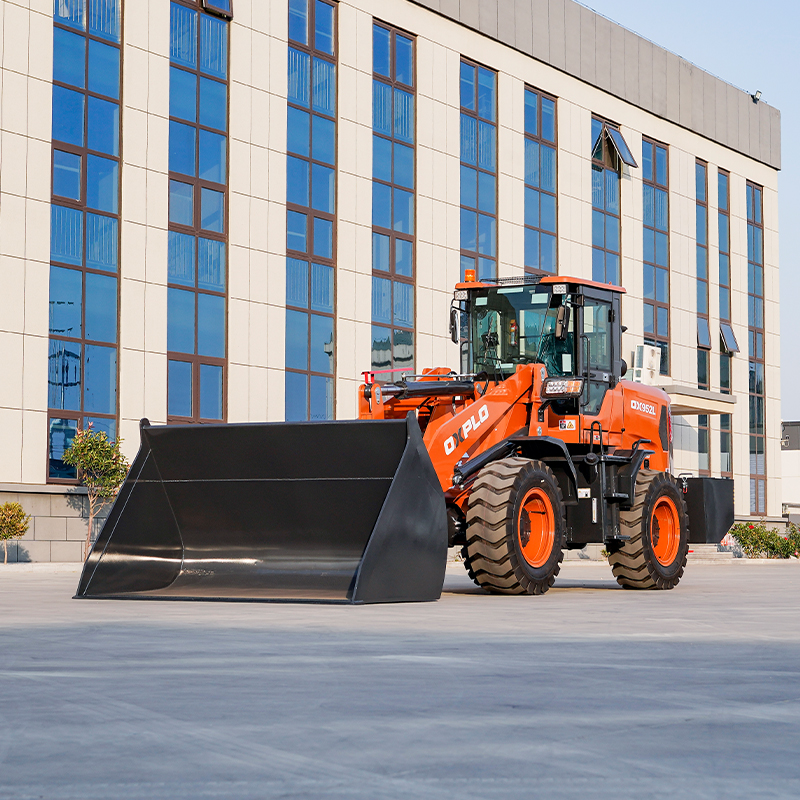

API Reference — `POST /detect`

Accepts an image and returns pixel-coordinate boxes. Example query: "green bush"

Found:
[729,521,800,559]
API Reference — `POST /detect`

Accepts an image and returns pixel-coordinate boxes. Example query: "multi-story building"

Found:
[0,0,781,560]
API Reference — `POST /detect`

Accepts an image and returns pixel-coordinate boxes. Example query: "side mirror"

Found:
[620,358,628,377]
[449,307,459,344]
[555,305,570,340]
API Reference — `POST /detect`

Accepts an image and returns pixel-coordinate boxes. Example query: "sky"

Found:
[578,0,799,418]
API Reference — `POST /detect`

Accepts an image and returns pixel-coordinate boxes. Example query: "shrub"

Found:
[0,502,31,564]
[728,520,800,559]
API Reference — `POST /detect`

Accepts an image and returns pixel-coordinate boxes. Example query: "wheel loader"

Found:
[76,273,734,604]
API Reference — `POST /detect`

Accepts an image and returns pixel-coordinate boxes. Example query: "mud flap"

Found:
[75,414,447,604]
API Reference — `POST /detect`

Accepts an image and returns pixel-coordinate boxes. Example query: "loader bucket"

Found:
[75,414,447,604]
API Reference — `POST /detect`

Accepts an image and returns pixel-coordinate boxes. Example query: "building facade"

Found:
[0,0,781,560]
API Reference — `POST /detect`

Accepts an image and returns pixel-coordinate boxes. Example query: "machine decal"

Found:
[558,419,576,430]
[444,404,490,455]
[630,399,657,417]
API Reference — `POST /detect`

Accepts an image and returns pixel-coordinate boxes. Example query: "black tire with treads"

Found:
[609,469,689,590]
[463,457,565,595]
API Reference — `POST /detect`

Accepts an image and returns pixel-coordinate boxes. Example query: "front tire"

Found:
[463,458,566,595]
[609,469,689,589]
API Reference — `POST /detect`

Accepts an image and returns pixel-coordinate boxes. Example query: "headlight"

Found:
[542,377,584,398]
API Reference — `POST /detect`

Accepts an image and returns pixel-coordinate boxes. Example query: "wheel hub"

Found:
[651,496,680,566]
[517,487,555,568]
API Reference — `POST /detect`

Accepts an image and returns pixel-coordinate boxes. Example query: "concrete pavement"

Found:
[1,560,799,799]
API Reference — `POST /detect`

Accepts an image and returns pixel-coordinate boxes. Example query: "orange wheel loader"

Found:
[76,274,733,604]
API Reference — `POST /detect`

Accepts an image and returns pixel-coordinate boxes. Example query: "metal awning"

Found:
[661,385,737,416]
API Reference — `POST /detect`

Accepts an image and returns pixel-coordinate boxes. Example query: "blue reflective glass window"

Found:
[199,77,226,131]
[393,188,413,234]
[371,324,391,370]
[591,248,604,282]
[643,227,654,263]
[460,62,475,110]
[201,188,224,232]
[49,266,82,338]
[87,213,117,272]
[83,344,116,414]
[288,0,308,44]
[541,146,556,193]
[85,272,117,343]
[288,48,310,107]
[605,171,619,214]
[477,121,495,170]
[393,143,414,189]
[310,313,333,373]
[169,180,194,226]
[541,193,556,234]
[168,287,195,353]
[657,306,668,336]
[373,135,392,182]
[168,360,192,417]
[89,0,121,41]
[287,210,307,252]
[53,27,86,88]
[53,151,82,201]
[477,68,495,121]
[311,164,334,213]
[287,156,310,207]
[643,266,655,299]
[84,416,115,441]
[541,97,555,142]
[310,263,334,313]
[87,96,119,156]
[312,218,332,259]
[460,256,475,282]
[478,258,495,281]
[696,244,707,279]
[605,215,619,253]
[198,238,225,290]
[46,417,77,477]
[696,205,707,246]
[525,187,539,228]
[373,81,391,135]
[170,67,197,122]
[312,58,335,115]
[395,35,413,86]
[592,209,604,248]
[478,214,495,256]
[524,139,539,187]
[643,184,654,227]
[55,0,85,31]
[655,232,668,267]
[524,90,538,136]
[460,165,477,208]
[314,0,334,55]
[642,143,653,182]
[287,258,309,308]
[286,309,308,370]
[372,277,391,324]
[86,155,118,213]
[88,40,120,99]
[199,130,226,183]
[52,86,84,146]
[199,14,227,79]
[655,188,668,231]
[51,205,83,266]
[478,172,495,215]
[373,183,391,229]
[197,293,225,358]
[541,234,556,273]
[287,107,310,157]
[168,231,196,285]
[169,120,196,176]
[373,25,390,77]
[309,375,333,420]
[312,114,335,165]
[643,303,654,334]
[393,282,413,327]
[372,233,390,272]
[285,371,308,421]
[200,364,223,420]
[656,146,667,187]
[395,239,412,278]
[394,89,414,143]
[48,340,82,410]
[460,209,476,251]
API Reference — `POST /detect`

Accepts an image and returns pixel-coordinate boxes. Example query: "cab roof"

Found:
[454,274,627,294]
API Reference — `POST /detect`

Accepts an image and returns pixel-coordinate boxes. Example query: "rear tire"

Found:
[463,457,565,595]
[609,469,689,590]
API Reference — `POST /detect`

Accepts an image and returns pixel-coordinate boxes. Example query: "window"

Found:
[523,88,557,274]
[286,0,336,421]
[590,118,623,286]
[371,23,415,376]
[460,60,496,281]
[696,161,709,389]
[718,169,733,393]
[720,413,732,478]
[642,138,669,375]
[167,0,229,423]
[747,181,766,514]
[48,0,122,481]
[698,414,710,476]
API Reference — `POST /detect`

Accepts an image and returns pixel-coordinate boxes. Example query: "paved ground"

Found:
[1,560,799,799]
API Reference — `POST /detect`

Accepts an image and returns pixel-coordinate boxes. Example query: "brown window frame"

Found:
[718,169,732,395]
[696,159,710,390]
[590,116,622,287]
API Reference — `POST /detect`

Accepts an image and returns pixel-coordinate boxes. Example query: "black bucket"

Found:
[75,413,448,603]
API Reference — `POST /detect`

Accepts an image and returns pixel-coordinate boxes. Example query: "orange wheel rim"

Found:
[651,496,680,566]
[517,488,555,568]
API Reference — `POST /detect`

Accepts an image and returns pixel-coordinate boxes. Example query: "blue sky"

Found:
[579,0,799,418]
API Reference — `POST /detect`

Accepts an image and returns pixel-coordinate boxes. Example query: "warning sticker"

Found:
[558,419,577,431]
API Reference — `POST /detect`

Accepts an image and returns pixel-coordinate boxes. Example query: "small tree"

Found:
[63,428,130,560]
[0,502,31,564]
